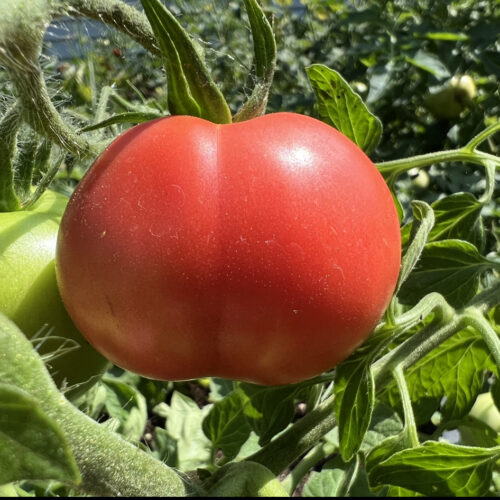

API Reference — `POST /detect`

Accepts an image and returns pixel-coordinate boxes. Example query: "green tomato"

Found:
[424,75,477,120]
[0,190,108,399]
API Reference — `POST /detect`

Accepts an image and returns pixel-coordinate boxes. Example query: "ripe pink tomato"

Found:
[56,113,401,385]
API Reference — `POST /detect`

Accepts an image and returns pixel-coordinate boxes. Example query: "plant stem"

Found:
[64,0,160,56]
[0,105,21,211]
[375,293,454,338]
[371,316,464,392]
[6,52,93,158]
[246,395,337,476]
[281,442,335,495]
[0,314,188,497]
[392,365,419,448]
[462,308,500,371]
[467,279,500,314]
[376,148,500,178]
[465,121,500,151]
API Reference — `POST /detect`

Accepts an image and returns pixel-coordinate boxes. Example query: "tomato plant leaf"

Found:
[0,383,80,485]
[79,111,162,133]
[423,32,469,41]
[209,378,236,402]
[153,391,212,471]
[398,239,497,308]
[202,389,252,464]
[334,353,374,462]
[233,0,277,121]
[382,328,496,424]
[366,62,394,104]
[406,50,451,79]
[401,193,485,251]
[359,403,404,453]
[396,200,434,292]
[303,454,375,497]
[238,383,303,446]
[368,441,500,497]
[101,375,148,443]
[153,427,178,467]
[458,416,500,449]
[333,326,397,462]
[140,0,231,123]
[306,64,382,155]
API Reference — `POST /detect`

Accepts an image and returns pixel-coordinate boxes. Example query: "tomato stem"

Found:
[0,313,190,497]
[280,442,336,495]
[245,394,337,476]
[0,105,21,212]
[66,0,161,57]
[461,307,500,371]
[392,365,420,448]
[376,148,500,178]
[464,121,500,151]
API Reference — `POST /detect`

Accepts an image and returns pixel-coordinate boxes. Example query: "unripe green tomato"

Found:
[409,168,430,191]
[0,190,108,399]
[424,75,477,120]
[204,462,288,497]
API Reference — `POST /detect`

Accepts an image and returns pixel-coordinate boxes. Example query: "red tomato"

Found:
[56,113,401,385]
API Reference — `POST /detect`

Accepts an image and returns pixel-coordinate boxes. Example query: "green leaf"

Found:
[238,383,303,446]
[101,375,148,443]
[422,32,469,41]
[0,383,80,485]
[202,389,252,463]
[382,328,496,424]
[458,416,500,448]
[303,455,374,497]
[334,361,374,462]
[153,426,178,467]
[398,239,495,308]
[140,0,231,124]
[153,391,212,470]
[233,0,277,121]
[79,111,162,133]
[366,432,413,474]
[333,332,395,461]
[360,403,404,453]
[401,193,484,250]
[406,50,451,79]
[209,378,235,402]
[366,63,394,104]
[397,201,434,292]
[368,441,500,497]
[306,64,382,155]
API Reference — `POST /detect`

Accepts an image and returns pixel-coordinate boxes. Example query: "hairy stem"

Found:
[246,394,337,475]
[462,308,500,371]
[281,442,335,495]
[376,149,500,178]
[0,314,188,497]
[64,0,160,56]
[0,104,21,211]
[392,365,419,448]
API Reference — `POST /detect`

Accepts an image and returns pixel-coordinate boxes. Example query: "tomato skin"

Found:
[56,113,401,385]
[0,191,109,398]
